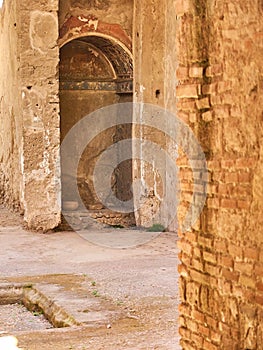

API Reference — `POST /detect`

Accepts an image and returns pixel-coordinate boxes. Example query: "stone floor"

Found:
[0,205,181,349]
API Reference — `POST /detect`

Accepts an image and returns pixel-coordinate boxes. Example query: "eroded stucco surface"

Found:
[21,2,60,230]
[0,0,22,210]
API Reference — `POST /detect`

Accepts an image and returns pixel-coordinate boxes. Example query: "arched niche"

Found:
[59,34,134,227]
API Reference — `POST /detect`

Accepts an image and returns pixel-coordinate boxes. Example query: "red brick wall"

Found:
[175,0,263,349]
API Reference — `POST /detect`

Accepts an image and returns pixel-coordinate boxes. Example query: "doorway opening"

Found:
[59,35,134,228]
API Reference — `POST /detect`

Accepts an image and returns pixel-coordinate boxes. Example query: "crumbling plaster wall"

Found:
[133,0,180,230]
[19,0,61,230]
[134,0,172,228]
[0,0,23,210]
[0,0,63,231]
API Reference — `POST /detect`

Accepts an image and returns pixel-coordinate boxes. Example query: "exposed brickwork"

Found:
[176,0,263,349]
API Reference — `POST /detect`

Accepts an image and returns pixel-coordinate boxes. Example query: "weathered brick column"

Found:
[175,0,263,349]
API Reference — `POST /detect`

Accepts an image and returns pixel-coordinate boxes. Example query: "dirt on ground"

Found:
[0,304,53,332]
[0,205,181,349]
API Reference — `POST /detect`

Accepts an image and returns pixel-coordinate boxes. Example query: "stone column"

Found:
[0,0,23,210]
[20,0,61,230]
[133,0,178,230]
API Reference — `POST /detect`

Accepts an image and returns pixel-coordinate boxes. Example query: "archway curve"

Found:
[59,32,132,58]
[59,32,133,83]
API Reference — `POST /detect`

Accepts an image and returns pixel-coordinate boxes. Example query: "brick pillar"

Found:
[175,0,263,349]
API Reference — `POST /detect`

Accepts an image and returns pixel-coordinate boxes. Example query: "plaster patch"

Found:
[30,11,58,53]
[22,87,47,128]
